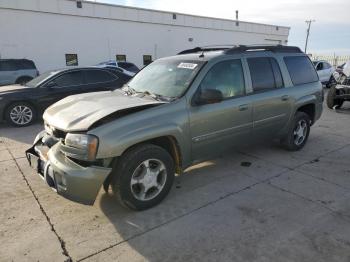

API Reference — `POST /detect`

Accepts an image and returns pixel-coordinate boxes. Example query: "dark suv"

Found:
[0,59,39,85]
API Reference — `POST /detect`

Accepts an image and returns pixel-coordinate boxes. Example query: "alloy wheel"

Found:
[130,159,167,201]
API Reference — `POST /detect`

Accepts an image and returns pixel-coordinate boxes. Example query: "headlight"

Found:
[65,133,99,161]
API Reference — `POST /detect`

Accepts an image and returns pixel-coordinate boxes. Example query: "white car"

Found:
[313,60,335,87]
[96,61,139,77]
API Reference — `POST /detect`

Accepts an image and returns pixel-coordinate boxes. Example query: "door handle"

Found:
[239,104,249,111]
[281,95,289,101]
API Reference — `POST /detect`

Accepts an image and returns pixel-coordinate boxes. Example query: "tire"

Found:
[326,75,336,89]
[111,144,175,211]
[5,102,36,127]
[327,86,344,109]
[282,112,311,151]
[15,76,33,85]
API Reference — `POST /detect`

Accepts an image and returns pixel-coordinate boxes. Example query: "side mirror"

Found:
[45,81,57,88]
[195,89,223,105]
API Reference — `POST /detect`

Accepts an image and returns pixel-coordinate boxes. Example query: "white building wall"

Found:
[0,0,290,72]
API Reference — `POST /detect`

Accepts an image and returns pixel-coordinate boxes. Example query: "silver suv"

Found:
[0,59,39,86]
[26,45,323,210]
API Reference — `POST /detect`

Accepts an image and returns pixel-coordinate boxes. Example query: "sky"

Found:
[95,0,350,55]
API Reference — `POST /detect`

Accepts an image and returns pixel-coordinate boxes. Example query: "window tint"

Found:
[20,60,36,70]
[54,71,83,87]
[247,57,279,92]
[200,59,245,99]
[284,56,319,85]
[84,70,117,84]
[316,63,323,70]
[0,60,17,71]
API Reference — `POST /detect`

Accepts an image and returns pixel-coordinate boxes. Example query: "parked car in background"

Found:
[97,60,140,76]
[313,60,335,87]
[0,59,39,86]
[0,67,131,126]
[327,60,350,109]
[27,45,323,210]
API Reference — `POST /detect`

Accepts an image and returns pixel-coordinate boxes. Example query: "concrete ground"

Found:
[1,103,350,262]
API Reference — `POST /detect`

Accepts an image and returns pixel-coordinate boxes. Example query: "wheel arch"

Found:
[296,103,315,125]
[102,135,183,193]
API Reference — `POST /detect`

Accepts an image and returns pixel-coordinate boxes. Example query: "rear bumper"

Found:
[26,131,111,205]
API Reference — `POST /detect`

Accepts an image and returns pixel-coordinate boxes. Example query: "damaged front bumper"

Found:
[25,131,111,205]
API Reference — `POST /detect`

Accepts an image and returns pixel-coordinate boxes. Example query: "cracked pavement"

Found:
[1,102,350,262]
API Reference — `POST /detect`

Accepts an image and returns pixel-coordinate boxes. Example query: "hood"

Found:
[0,84,31,95]
[43,90,165,131]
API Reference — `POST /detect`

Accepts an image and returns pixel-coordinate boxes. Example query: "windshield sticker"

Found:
[178,63,198,70]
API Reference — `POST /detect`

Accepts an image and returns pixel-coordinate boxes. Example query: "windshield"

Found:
[127,59,205,98]
[26,71,59,88]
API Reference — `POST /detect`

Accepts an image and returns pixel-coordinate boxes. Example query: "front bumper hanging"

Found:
[26,131,112,205]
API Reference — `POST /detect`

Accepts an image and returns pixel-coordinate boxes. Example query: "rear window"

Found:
[284,56,319,85]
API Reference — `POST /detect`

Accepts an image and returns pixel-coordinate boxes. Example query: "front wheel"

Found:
[282,112,311,151]
[5,102,36,127]
[111,144,175,210]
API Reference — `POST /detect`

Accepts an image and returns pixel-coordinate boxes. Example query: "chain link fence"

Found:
[309,55,350,67]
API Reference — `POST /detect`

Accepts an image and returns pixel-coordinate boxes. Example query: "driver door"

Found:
[189,59,253,162]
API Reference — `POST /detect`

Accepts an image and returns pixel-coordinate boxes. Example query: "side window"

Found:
[53,71,83,87]
[20,60,36,70]
[200,59,245,99]
[0,60,17,71]
[247,57,280,92]
[316,63,323,71]
[284,56,319,85]
[84,70,117,84]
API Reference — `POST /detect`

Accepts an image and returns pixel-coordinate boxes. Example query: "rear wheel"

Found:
[326,75,336,88]
[5,102,36,127]
[327,86,344,109]
[282,112,311,151]
[111,144,175,210]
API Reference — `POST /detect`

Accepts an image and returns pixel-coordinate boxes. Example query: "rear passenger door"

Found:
[246,56,292,139]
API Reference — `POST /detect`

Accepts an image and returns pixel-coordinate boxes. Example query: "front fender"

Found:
[94,123,187,159]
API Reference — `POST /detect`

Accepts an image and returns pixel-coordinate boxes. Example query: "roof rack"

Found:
[177,45,236,55]
[224,45,302,54]
[177,45,303,55]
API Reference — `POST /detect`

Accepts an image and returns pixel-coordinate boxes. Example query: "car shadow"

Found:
[96,144,277,260]
[335,102,350,114]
